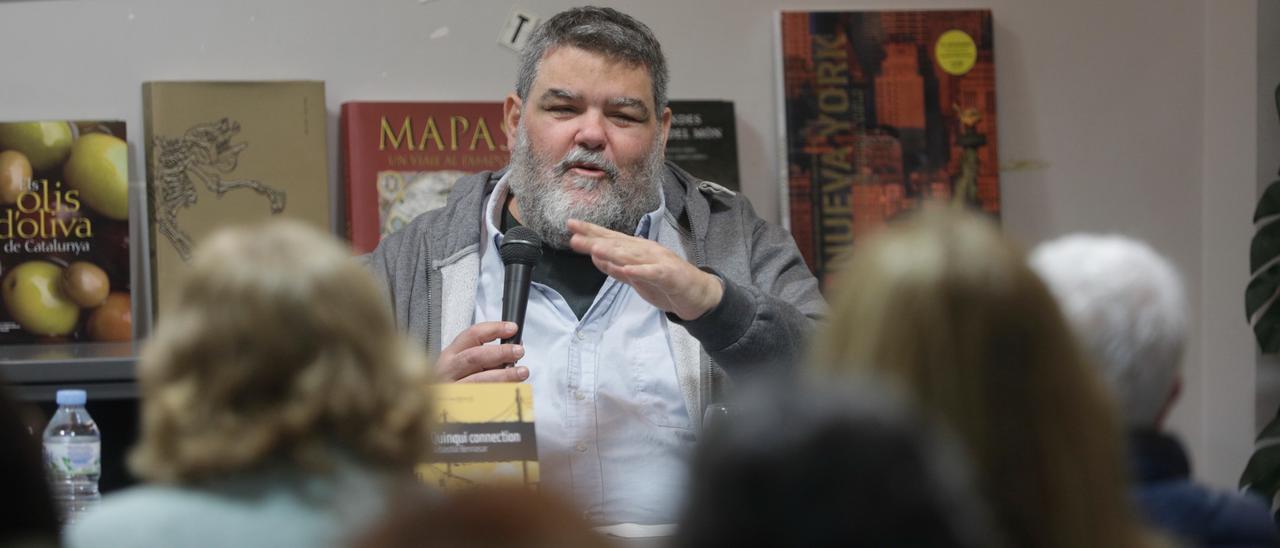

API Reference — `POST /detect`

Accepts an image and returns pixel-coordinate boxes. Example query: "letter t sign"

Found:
[499,8,540,52]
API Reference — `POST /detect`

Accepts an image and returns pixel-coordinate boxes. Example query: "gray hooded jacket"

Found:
[366,162,825,428]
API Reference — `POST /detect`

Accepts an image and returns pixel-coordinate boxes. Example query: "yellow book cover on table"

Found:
[420,383,539,491]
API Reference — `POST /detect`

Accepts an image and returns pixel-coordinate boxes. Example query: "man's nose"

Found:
[573,111,607,151]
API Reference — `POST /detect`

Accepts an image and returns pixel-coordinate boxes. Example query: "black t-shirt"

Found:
[500,197,606,320]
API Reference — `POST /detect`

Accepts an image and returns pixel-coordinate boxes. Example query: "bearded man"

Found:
[367,6,824,525]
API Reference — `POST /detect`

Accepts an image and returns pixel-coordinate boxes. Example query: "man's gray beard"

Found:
[507,123,664,249]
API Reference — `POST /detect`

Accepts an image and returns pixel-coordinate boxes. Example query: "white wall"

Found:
[0,0,1262,487]
[1257,1,1280,436]
[1201,0,1257,488]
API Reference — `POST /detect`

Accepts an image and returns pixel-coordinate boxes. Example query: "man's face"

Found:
[504,46,672,248]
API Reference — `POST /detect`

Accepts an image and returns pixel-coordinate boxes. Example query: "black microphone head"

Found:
[500,226,543,266]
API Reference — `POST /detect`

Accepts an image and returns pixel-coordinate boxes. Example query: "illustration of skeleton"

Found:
[151,118,286,261]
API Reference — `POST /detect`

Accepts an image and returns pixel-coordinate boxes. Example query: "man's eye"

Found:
[547,106,576,114]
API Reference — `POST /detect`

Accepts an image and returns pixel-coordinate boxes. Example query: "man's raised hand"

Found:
[567,219,723,321]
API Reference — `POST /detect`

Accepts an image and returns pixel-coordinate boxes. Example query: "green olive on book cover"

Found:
[2,260,79,336]
[0,122,73,173]
[62,133,129,220]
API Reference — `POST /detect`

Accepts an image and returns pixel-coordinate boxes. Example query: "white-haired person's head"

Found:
[1029,235,1188,429]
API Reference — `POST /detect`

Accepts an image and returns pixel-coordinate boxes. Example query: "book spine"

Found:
[340,103,357,246]
[142,84,160,320]
[341,103,378,254]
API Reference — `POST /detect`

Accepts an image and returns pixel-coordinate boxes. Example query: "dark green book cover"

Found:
[665,100,739,191]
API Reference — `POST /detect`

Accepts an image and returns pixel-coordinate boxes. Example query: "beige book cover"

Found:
[419,382,539,491]
[142,81,329,316]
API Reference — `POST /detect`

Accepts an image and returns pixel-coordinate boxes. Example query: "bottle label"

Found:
[45,441,100,477]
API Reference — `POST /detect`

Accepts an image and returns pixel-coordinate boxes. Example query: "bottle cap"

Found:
[55,389,87,406]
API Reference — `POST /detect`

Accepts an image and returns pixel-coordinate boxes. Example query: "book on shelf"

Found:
[341,101,509,254]
[0,120,132,345]
[665,100,740,191]
[143,81,330,316]
[778,10,1000,284]
[418,382,539,491]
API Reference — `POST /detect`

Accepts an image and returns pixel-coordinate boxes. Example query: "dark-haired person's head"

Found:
[515,7,667,112]
[356,486,613,548]
[674,375,994,548]
[0,381,59,546]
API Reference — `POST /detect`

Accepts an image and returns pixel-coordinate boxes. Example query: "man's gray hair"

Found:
[1029,235,1188,428]
[516,6,669,111]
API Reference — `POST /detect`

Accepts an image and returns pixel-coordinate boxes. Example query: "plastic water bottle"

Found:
[42,389,101,526]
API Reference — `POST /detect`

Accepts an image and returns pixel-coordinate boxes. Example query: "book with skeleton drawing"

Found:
[340,101,509,254]
[0,120,132,344]
[143,81,330,317]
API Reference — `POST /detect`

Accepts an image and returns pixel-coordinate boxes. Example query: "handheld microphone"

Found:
[499,226,543,346]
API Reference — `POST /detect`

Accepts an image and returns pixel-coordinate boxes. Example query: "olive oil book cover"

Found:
[341,101,508,254]
[419,382,539,491]
[143,81,330,317]
[0,120,132,344]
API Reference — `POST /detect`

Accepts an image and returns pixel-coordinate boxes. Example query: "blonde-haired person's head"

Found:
[812,206,1163,548]
[130,219,432,484]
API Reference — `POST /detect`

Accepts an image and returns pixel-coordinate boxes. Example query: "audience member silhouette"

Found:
[66,220,434,548]
[0,380,58,547]
[812,207,1166,548]
[355,486,613,548]
[1032,234,1279,547]
[673,374,996,548]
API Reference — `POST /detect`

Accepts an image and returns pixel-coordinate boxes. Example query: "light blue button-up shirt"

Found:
[473,174,695,525]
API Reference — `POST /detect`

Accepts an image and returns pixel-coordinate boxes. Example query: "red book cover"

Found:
[778,10,999,284]
[342,102,509,253]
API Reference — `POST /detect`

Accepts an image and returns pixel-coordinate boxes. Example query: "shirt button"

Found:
[575,331,586,341]
[574,390,586,401]
[575,442,587,452]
